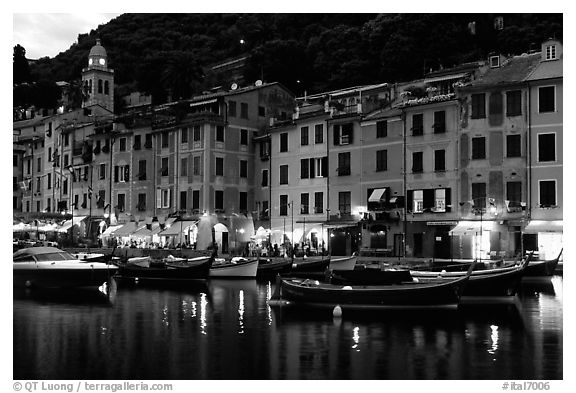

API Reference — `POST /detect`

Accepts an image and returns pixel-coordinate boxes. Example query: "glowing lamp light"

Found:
[239,228,245,234]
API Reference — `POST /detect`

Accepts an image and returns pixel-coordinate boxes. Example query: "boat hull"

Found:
[328,255,357,271]
[273,276,468,308]
[115,257,212,282]
[13,264,116,290]
[256,259,293,279]
[209,259,259,278]
[291,257,330,272]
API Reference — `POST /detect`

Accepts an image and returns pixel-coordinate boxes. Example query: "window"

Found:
[145,133,152,148]
[99,163,106,180]
[539,86,555,113]
[506,182,522,208]
[300,193,309,214]
[216,126,224,142]
[136,160,146,181]
[412,114,423,136]
[161,157,169,176]
[258,106,265,117]
[412,152,423,173]
[433,111,446,133]
[48,147,52,162]
[338,192,351,214]
[240,103,248,119]
[192,190,200,210]
[280,195,288,216]
[98,79,103,94]
[434,189,446,212]
[506,134,521,157]
[37,200,41,212]
[538,133,556,162]
[506,90,522,116]
[376,120,387,138]
[161,132,169,148]
[181,127,188,144]
[490,55,500,68]
[315,157,328,178]
[64,133,69,146]
[240,160,248,178]
[104,81,109,95]
[117,193,125,212]
[334,123,354,145]
[37,157,41,172]
[434,149,445,171]
[63,179,68,195]
[159,189,171,209]
[279,165,289,185]
[314,192,323,214]
[300,159,310,179]
[239,192,248,211]
[114,165,130,182]
[13,154,17,167]
[472,183,487,209]
[133,135,141,150]
[228,101,237,117]
[119,138,127,151]
[193,125,201,141]
[47,173,51,189]
[240,129,248,145]
[546,45,557,60]
[301,126,309,146]
[137,193,146,211]
[471,93,486,119]
[280,133,288,152]
[338,152,351,176]
[180,191,187,210]
[376,150,387,172]
[413,190,423,213]
[215,190,224,210]
[215,157,224,176]
[539,180,556,207]
[489,92,503,116]
[315,124,324,143]
[262,169,268,187]
[472,137,486,159]
[180,158,188,177]
[63,154,69,168]
[193,156,201,176]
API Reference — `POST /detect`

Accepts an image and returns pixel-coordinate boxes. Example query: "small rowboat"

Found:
[209,257,259,278]
[115,256,213,282]
[269,262,475,310]
[523,249,562,277]
[328,253,357,271]
[291,256,330,272]
[256,258,293,279]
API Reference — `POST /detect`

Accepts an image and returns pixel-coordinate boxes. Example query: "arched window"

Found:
[89,79,93,93]
[98,79,103,94]
[104,80,109,95]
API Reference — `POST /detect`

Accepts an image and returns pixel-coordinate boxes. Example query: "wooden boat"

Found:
[256,258,293,279]
[115,255,212,282]
[329,268,413,285]
[269,263,475,310]
[411,253,532,297]
[13,247,117,295]
[209,257,259,278]
[328,253,357,271]
[290,256,330,272]
[523,249,562,277]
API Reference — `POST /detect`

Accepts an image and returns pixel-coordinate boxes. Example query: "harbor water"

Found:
[13,276,562,380]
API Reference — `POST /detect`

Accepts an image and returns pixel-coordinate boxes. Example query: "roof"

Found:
[363,107,402,121]
[89,39,107,58]
[525,58,562,81]
[298,82,390,101]
[187,81,293,103]
[465,53,541,88]
[13,115,53,130]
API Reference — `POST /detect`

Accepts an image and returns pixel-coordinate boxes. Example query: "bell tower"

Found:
[81,39,114,111]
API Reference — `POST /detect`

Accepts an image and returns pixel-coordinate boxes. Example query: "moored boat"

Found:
[256,258,293,279]
[114,255,213,282]
[328,253,357,271]
[523,249,562,277]
[209,257,259,278]
[13,247,117,295]
[290,256,330,272]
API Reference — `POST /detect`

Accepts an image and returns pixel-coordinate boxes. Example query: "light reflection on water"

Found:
[13,277,562,380]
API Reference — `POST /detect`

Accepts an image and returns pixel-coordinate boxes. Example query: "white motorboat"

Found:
[13,247,117,293]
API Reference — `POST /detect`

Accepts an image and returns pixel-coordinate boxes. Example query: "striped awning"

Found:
[57,216,87,233]
[159,220,199,236]
[368,188,387,202]
[449,220,494,236]
[112,222,141,237]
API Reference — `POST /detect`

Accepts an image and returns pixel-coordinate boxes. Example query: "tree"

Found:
[13,44,31,84]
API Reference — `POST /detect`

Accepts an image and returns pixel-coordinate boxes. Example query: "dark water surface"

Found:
[13,277,562,380]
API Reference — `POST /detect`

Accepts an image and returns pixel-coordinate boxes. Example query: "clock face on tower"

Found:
[99,58,106,66]
[89,58,93,65]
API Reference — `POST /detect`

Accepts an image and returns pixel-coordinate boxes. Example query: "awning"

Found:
[159,220,199,236]
[449,220,495,236]
[368,188,388,202]
[112,222,141,237]
[57,216,87,233]
[101,225,122,236]
[424,73,468,84]
[523,220,563,234]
